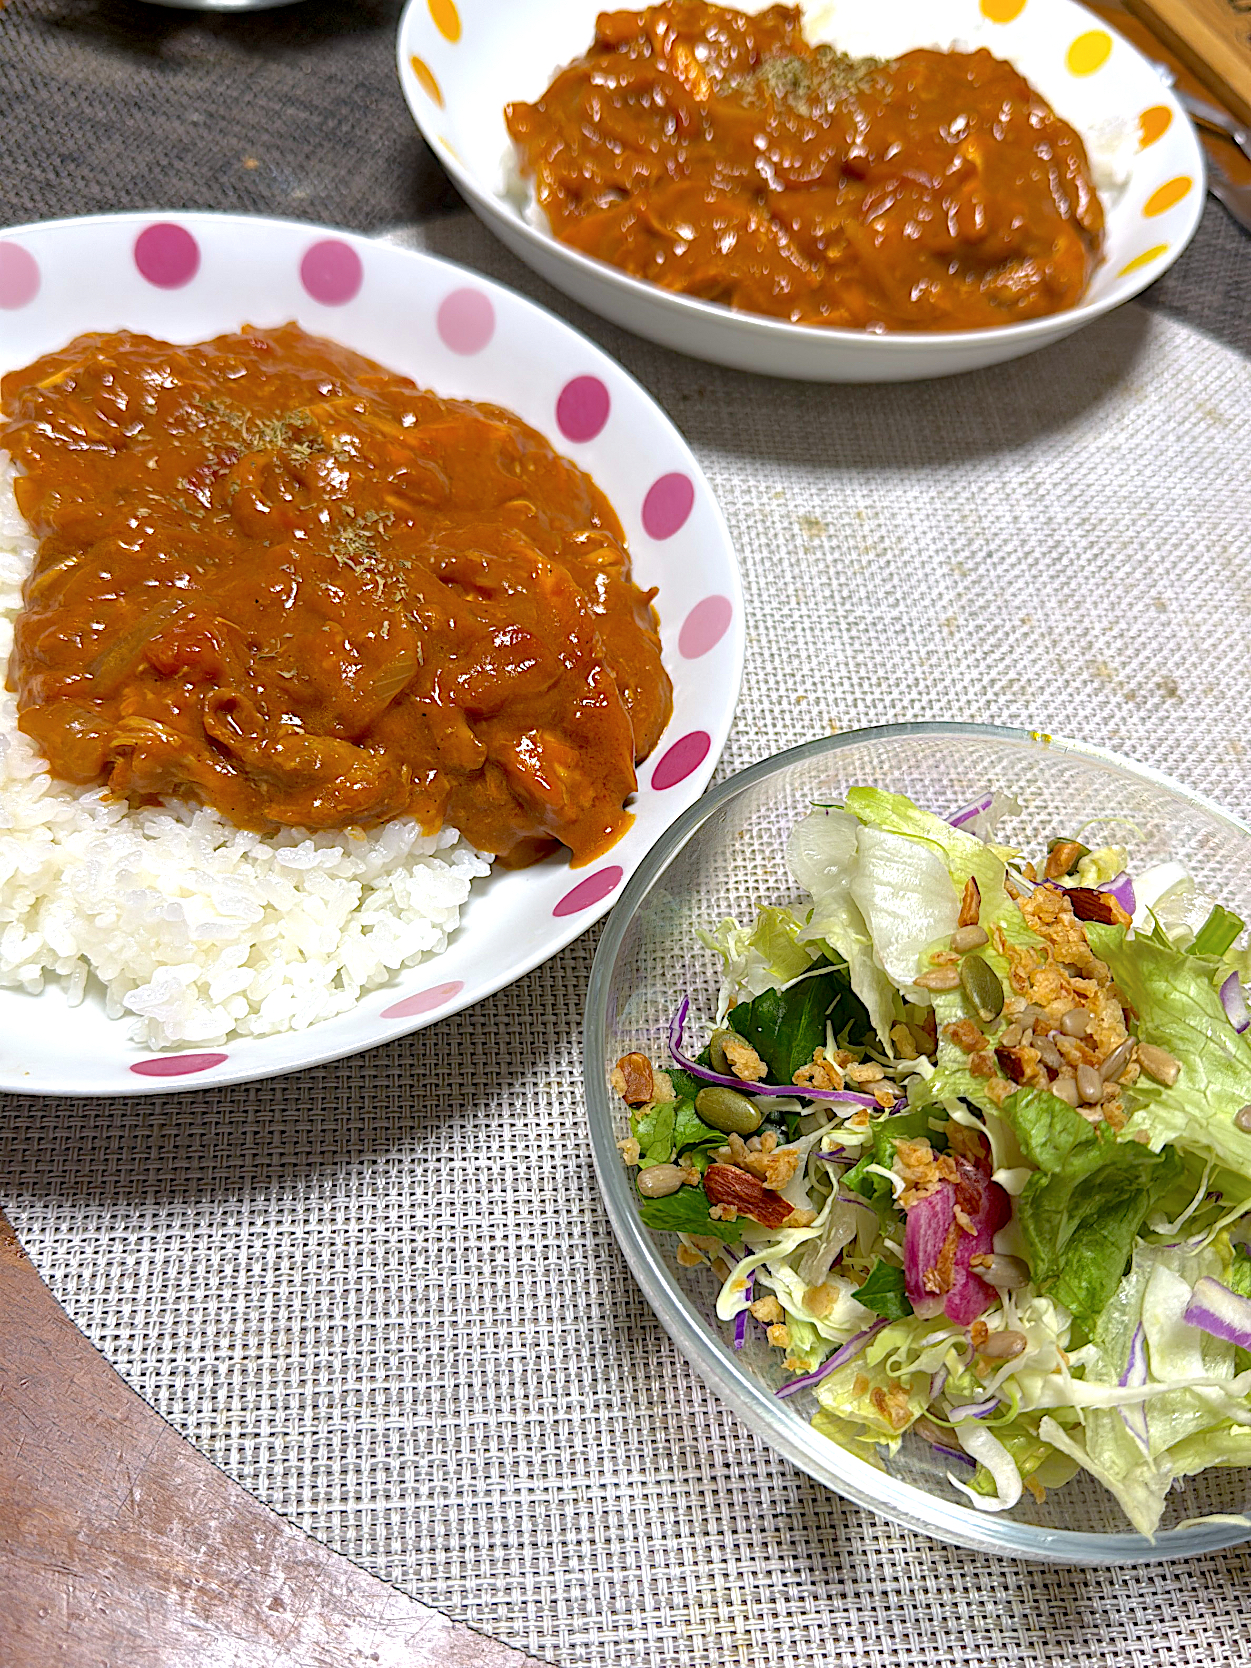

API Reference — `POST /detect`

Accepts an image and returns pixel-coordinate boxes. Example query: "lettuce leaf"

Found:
[847,824,960,995]
[1051,1240,1251,1536]
[1087,922,1251,1176]
[1004,1086,1181,1333]
[700,906,816,1009]
[786,808,897,1044]
[843,786,1036,949]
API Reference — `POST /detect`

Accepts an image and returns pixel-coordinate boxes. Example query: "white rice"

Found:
[0,456,492,1050]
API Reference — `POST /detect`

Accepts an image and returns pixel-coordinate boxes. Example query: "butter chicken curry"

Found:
[1,325,672,866]
[506,2,1105,332]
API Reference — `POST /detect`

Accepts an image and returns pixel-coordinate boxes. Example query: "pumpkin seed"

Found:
[695,1085,763,1136]
[709,1028,743,1075]
[959,953,1004,1025]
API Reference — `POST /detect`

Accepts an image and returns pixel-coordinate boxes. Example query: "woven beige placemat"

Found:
[3,213,1250,1667]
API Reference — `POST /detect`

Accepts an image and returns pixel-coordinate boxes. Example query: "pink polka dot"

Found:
[381,979,464,1020]
[553,865,624,918]
[130,1052,228,1078]
[0,243,40,309]
[651,731,711,791]
[437,287,495,355]
[642,473,695,540]
[134,222,200,289]
[300,239,363,306]
[678,595,733,659]
[556,375,611,442]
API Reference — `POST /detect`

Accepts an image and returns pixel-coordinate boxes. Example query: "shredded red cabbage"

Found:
[1118,1322,1150,1451]
[945,1396,1000,1421]
[733,1271,755,1351]
[1220,971,1250,1035]
[931,1441,976,1467]
[668,996,895,1108]
[1184,1275,1251,1350]
[948,792,993,830]
[773,1318,890,1399]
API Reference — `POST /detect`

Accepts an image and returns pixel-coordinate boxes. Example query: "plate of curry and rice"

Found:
[0,211,743,1095]
[397,0,1204,380]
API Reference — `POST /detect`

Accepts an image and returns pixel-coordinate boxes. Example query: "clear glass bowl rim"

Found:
[584,721,1251,1565]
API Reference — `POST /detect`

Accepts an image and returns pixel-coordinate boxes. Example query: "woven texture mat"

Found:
[4,1,1251,1661]
[4,208,1251,1665]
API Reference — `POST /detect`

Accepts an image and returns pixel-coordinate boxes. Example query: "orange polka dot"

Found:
[1138,105,1172,148]
[980,0,1027,20]
[409,55,444,107]
[1144,176,1192,215]
[1119,244,1168,275]
[428,0,461,43]
[1066,30,1112,75]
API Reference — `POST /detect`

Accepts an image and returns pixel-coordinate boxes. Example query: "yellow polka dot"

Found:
[428,0,461,43]
[1138,105,1172,148]
[980,0,1027,20]
[1066,30,1112,75]
[409,54,444,107]
[1119,244,1168,275]
[1144,176,1192,216]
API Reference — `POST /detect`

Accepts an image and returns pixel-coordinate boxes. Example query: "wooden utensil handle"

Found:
[1124,0,1251,125]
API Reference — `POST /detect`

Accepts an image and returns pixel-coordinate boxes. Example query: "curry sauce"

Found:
[506,2,1105,332]
[0,325,672,866]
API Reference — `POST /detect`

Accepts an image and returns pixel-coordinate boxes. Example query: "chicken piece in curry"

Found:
[506,1,1105,332]
[0,324,672,866]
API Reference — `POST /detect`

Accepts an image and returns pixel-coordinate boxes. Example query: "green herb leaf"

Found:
[630,1102,676,1169]
[672,1101,727,1175]
[667,1068,706,1103]
[727,964,872,1084]
[855,1259,913,1319]
[637,1185,741,1242]
[843,1103,937,1201]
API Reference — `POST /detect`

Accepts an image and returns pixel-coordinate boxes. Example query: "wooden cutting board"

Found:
[0,1210,550,1668]
[1123,0,1251,125]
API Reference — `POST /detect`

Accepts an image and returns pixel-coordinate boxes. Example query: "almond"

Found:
[703,1163,793,1228]
[1065,888,1132,928]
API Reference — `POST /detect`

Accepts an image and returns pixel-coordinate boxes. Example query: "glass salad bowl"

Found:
[583,724,1251,1563]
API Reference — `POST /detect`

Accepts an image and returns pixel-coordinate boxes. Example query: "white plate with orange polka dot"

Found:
[0,212,743,1095]
[397,0,1204,382]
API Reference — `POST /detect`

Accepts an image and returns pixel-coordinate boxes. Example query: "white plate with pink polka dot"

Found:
[0,212,743,1096]
[398,0,1204,382]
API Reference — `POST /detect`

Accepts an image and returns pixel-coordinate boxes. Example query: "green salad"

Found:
[613,786,1251,1534]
